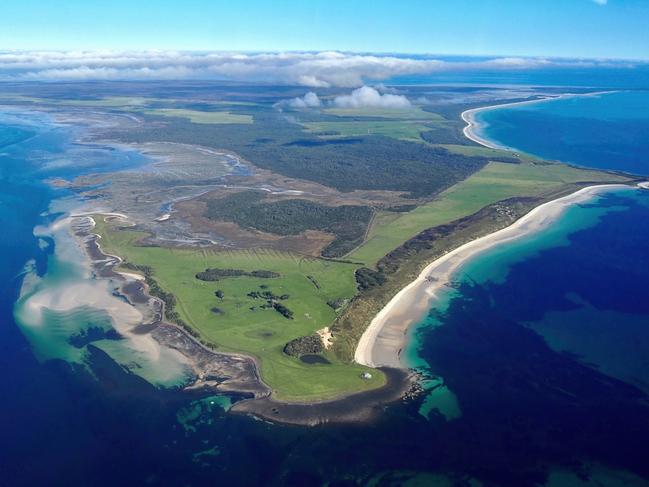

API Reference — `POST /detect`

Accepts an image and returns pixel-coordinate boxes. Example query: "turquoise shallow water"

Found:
[0,108,192,388]
[404,186,649,484]
[3,94,649,485]
[403,187,641,416]
[400,87,649,485]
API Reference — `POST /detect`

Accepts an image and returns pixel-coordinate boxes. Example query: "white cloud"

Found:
[286,91,321,108]
[0,50,446,87]
[483,57,551,67]
[374,83,401,94]
[332,86,411,109]
[0,50,637,85]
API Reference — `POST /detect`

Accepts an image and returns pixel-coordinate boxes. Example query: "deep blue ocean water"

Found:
[393,62,649,90]
[402,90,649,484]
[2,89,649,486]
[476,91,649,175]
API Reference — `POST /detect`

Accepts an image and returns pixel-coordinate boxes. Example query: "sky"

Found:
[0,0,648,60]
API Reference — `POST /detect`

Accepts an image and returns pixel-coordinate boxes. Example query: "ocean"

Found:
[474,91,649,175]
[1,90,649,486]
[403,90,649,485]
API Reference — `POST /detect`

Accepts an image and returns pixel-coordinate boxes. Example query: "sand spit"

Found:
[461,91,618,150]
[355,184,630,369]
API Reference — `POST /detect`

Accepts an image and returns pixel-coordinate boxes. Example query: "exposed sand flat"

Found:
[20,259,166,360]
[354,184,630,368]
[71,211,129,220]
[18,214,191,373]
[116,270,145,281]
[317,327,333,349]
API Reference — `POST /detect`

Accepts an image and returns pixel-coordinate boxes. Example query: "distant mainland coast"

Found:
[355,91,631,370]
[461,91,618,150]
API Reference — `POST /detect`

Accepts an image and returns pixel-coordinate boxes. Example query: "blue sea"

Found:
[403,91,649,485]
[475,91,649,174]
[2,90,649,486]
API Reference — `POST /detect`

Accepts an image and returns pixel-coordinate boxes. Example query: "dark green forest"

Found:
[205,191,373,257]
[109,109,489,198]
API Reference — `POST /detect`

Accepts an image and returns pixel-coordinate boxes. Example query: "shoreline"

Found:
[461,91,618,150]
[75,212,411,425]
[354,183,631,368]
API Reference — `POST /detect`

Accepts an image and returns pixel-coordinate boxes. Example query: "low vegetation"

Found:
[82,92,635,402]
[205,191,373,257]
[322,106,444,120]
[355,267,387,291]
[196,267,280,281]
[246,289,294,319]
[120,262,199,338]
[303,120,436,142]
[143,108,253,124]
[347,161,631,265]
[93,217,384,401]
[110,110,489,198]
[283,335,324,357]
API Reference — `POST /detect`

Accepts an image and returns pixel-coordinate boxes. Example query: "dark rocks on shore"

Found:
[230,367,414,426]
[73,215,413,426]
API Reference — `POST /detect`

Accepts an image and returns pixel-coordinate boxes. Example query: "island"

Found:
[4,83,639,425]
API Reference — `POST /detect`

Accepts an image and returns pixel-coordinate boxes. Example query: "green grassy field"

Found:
[0,95,151,108]
[435,144,518,158]
[67,96,149,107]
[347,162,630,265]
[0,93,257,110]
[303,120,435,141]
[143,108,253,124]
[323,106,445,120]
[93,219,384,400]
[91,159,630,399]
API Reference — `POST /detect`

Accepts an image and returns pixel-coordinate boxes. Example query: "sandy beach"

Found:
[354,183,630,368]
[461,91,616,150]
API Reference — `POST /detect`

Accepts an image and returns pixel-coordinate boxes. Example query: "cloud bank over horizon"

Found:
[0,50,639,86]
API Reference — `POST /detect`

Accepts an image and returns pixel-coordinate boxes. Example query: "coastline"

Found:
[461,91,617,150]
[354,183,632,368]
[76,213,272,397]
[13,97,638,425]
[74,212,411,425]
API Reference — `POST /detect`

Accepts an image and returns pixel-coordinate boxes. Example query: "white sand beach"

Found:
[461,97,559,149]
[461,91,616,150]
[354,184,629,368]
